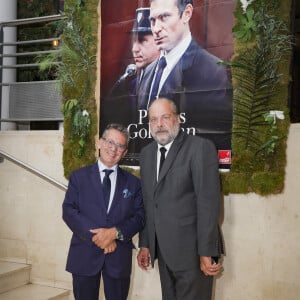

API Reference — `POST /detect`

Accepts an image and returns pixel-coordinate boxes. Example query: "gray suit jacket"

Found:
[139,131,222,271]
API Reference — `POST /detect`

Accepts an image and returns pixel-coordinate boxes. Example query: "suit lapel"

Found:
[142,141,159,198]
[139,41,197,109]
[157,131,186,185]
[138,60,157,109]
[149,142,159,189]
[108,167,127,214]
[160,39,197,97]
[90,162,107,212]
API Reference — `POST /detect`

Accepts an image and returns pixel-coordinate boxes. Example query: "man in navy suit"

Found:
[138,0,232,152]
[62,123,144,300]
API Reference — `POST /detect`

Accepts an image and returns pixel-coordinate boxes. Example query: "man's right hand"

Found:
[137,247,150,270]
[103,241,117,254]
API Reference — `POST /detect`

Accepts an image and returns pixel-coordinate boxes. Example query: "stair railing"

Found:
[0,148,67,191]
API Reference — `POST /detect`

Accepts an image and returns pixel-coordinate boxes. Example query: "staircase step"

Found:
[0,261,30,294]
[0,283,70,300]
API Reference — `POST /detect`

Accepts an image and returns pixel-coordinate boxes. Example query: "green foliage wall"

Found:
[61,0,293,195]
[61,0,98,178]
[222,0,293,195]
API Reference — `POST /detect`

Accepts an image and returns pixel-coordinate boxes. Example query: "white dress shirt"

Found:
[98,160,117,213]
[159,32,192,92]
[156,141,173,179]
[147,33,192,108]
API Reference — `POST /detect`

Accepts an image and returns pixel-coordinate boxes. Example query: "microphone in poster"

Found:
[116,64,137,85]
[106,64,137,101]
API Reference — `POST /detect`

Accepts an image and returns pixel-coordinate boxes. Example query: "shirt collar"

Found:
[97,160,118,173]
[158,140,173,152]
[163,32,192,66]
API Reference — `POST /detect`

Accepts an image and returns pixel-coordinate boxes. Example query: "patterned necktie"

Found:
[159,147,167,174]
[149,56,167,105]
[102,169,113,210]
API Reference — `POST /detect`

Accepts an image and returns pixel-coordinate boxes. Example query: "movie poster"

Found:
[100,0,235,168]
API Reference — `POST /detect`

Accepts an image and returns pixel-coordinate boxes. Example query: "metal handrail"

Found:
[1,49,60,57]
[1,38,61,46]
[0,14,64,27]
[0,118,63,122]
[0,148,67,191]
[1,63,42,69]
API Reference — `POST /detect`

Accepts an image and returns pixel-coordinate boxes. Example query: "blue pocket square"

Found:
[122,189,132,198]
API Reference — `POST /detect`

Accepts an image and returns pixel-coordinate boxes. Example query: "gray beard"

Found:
[152,124,180,145]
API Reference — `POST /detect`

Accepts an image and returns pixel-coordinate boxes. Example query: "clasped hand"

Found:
[200,256,222,276]
[90,228,117,254]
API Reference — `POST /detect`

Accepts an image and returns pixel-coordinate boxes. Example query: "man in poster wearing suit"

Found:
[102,7,159,125]
[138,0,232,151]
[131,7,160,90]
[62,124,144,300]
[137,98,223,300]
[100,8,160,165]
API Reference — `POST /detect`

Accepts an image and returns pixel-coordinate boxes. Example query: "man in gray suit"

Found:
[137,98,223,300]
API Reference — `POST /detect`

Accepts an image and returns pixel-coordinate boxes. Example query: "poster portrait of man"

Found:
[100,0,235,168]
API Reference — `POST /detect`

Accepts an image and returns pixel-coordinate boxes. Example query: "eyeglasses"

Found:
[102,137,127,152]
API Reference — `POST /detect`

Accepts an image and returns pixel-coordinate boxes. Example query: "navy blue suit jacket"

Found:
[138,39,233,150]
[62,162,144,278]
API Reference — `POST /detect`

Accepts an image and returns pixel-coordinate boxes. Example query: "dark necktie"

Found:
[102,169,113,210]
[159,147,167,174]
[149,56,167,104]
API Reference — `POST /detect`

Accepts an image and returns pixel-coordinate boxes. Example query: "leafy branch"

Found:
[233,7,257,42]
[228,1,292,157]
[37,2,96,157]
[221,0,293,195]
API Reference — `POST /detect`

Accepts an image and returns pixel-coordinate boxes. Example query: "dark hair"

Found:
[148,98,179,115]
[102,123,129,146]
[150,0,193,16]
[177,0,194,15]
